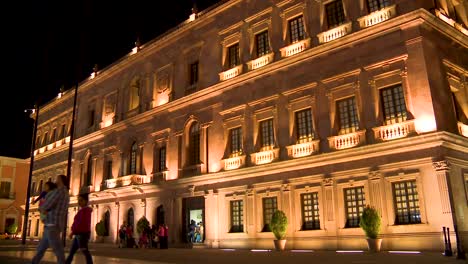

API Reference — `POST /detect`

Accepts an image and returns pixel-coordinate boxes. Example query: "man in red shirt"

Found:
[65,193,93,264]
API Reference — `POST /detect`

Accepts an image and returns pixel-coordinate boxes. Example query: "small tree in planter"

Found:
[136,216,150,235]
[270,210,288,251]
[359,205,382,252]
[95,220,107,243]
[6,223,18,238]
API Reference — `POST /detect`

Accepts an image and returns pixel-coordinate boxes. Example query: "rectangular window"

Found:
[61,124,67,139]
[260,119,274,149]
[228,43,240,69]
[230,200,244,233]
[295,109,314,143]
[344,186,365,228]
[262,197,277,232]
[367,0,390,13]
[35,135,41,148]
[34,219,40,236]
[380,85,408,125]
[189,61,199,86]
[326,0,346,28]
[106,160,113,180]
[0,181,11,198]
[301,192,320,230]
[393,180,421,225]
[229,127,242,155]
[337,97,359,134]
[159,146,167,172]
[51,128,56,143]
[452,92,468,123]
[27,220,31,237]
[88,109,95,127]
[43,132,48,146]
[255,30,270,57]
[288,15,305,43]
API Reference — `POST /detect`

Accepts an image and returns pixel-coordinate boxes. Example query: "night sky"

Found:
[1,0,221,159]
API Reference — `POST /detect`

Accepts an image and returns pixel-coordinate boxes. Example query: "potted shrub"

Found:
[95,220,107,243]
[270,210,288,251]
[359,205,382,252]
[6,223,18,239]
[136,216,150,235]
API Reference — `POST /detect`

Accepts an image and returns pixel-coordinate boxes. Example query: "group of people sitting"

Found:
[118,222,168,249]
[187,220,204,243]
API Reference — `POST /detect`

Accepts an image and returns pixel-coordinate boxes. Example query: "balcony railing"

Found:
[458,122,468,137]
[247,53,274,71]
[105,174,152,189]
[34,136,70,156]
[280,38,311,58]
[317,22,352,44]
[373,120,415,141]
[357,5,396,28]
[328,130,366,150]
[250,148,279,165]
[222,155,246,171]
[286,140,320,158]
[219,65,243,81]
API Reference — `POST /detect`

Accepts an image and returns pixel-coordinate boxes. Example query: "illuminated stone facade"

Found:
[27,0,468,251]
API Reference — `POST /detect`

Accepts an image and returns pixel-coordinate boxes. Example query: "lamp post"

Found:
[21,104,39,245]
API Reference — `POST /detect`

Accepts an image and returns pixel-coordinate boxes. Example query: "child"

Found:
[66,193,93,264]
[32,181,57,222]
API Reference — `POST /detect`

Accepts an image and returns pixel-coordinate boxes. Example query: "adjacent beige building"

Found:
[27,0,468,252]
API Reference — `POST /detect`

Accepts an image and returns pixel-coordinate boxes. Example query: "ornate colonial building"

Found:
[27,0,468,251]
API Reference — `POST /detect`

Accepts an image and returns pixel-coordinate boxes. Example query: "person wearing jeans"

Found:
[32,175,70,264]
[66,193,93,264]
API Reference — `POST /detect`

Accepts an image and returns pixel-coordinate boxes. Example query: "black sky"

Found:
[1,0,221,159]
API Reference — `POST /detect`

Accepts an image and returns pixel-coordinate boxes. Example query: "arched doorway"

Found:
[104,210,110,236]
[127,208,134,229]
[156,205,165,227]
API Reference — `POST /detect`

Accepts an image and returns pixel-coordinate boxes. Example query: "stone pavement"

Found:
[0,240,465,264]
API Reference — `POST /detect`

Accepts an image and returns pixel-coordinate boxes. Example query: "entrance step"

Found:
[192,243,208,249]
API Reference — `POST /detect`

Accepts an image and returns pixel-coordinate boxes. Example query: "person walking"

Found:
[31,175,70,264]
[65,193,93,264]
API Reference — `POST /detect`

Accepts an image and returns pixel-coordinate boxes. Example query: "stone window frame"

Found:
[383,172,428,227]
[220,28,243,71]
[245,8,273,60]
[183,41,204,92]
[336,178,370,229]
[278,1,310,45]
[255,189,282,233]
[178,116,210,175]
[249,96,280,152]
[225,192,247,234]
[320,0,349,31]
[293,184,324,232]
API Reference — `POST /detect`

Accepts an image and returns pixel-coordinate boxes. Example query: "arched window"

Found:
[189,122,200,165]
[104,210,110,236]
[86,156,93,186]
[127,208,134,229]
[129,142,137,174]
[129,80,140,110]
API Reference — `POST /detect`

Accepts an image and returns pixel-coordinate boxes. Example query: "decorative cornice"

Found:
[432,160,450,171]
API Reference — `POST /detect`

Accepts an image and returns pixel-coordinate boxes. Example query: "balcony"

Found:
[286,140,320,158]
[458,122,468,138]
[222,155,246,171]
[219,65,243,81]
[247,53,274,71]
[328,130,366,150]
[105,174,153,189]
[317,22,352,44]
[250,148,279,165]
[280,38,311,58]
[373,120,415,141]
[357,5,396,28]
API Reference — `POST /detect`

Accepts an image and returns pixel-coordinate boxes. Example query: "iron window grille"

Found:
[393,180,421,225]
[228,43,240,69]
[230,200,244,233]
[295,109,314,143]
[337,97,359,135]
[326,0,346,28]
[289,15,305,43]
[344,186,365,228]
[380,85,408,125]
[255,30,270,57]
[260,119,274,149]
[301,192,320,230]
[262,197,278,232]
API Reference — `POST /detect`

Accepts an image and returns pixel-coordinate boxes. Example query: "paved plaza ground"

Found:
[0,240,466,264]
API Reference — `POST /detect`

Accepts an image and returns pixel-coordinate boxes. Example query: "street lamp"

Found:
[22,104,39,245]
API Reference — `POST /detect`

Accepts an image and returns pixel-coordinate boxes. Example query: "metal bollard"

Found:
[443,227,452,256]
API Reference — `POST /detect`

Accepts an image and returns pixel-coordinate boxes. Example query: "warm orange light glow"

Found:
[157,93,170,106]
[209,163,221,173]
[458,122,468,137]
[414,116,437,133]
[358,5,396,28]
[189,13,196,22]
[101,118,113,128]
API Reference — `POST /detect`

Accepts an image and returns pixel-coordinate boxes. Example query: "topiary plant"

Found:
[95,220,107,237]
[137,216,150,235]
[359,205,381,239]
[270,210,288,240]
[6,223,18,235]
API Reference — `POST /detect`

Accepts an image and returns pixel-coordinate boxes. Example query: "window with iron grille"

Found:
[189,123,201,165]
[262,197,277,232]
[326,0,346,28]
[189,61,199,86]
[106,160,113,180]
[380,85,408,125]
[228,43,240,68]
[367,0,390,13]
[0,181,11,198]
[255,30,270,57]
[295,109,314,143]
[130,142,137,174]
[86,156,93,186]
[337,97,359,135]
[344,187,365,228]
[289,15,305,43]
[230,200,244,232]
[393,180,421,225]
[260,119,274,149]
[34,219,39,236]
[229,127,242,155]
[159,146,167,172]
[301,192,320,230]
